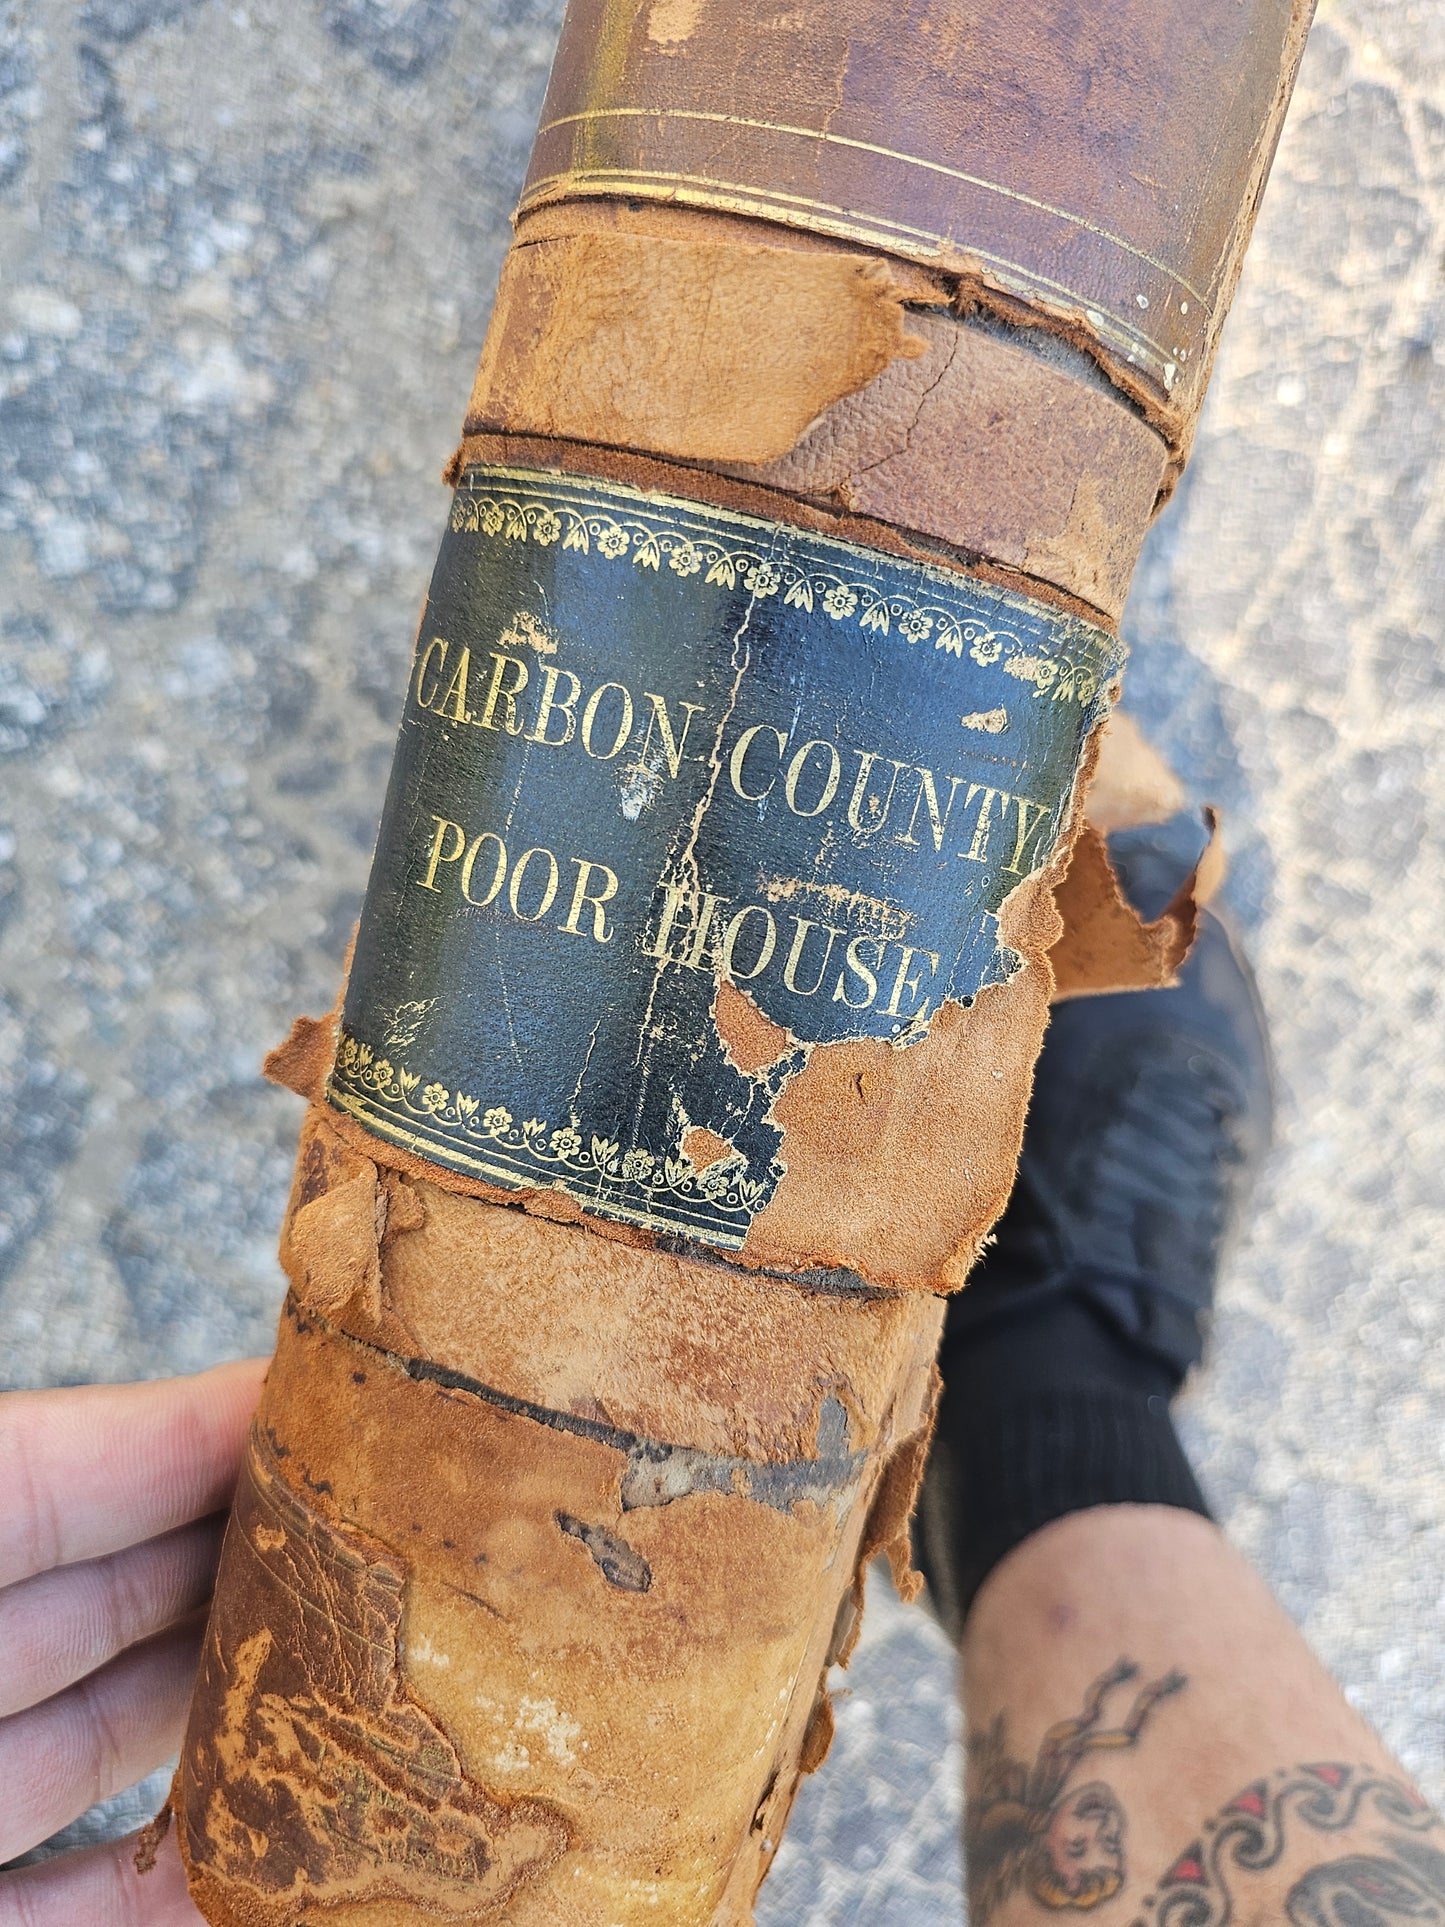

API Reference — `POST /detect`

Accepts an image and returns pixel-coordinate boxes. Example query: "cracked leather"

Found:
[178,1,1316,1919]
[521,0,1313,438]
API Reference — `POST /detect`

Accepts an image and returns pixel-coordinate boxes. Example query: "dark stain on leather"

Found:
[178,1428,569,1919]
[555,1511,653,1593]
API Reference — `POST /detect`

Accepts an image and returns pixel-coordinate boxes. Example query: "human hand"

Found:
[0,1359,267,1924]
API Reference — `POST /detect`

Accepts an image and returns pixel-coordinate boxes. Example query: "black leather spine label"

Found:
[328,464,1122,1249]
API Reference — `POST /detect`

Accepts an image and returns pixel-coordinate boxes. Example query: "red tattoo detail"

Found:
[1164,1847,1207,1885]
[1225,1784,1269,1819]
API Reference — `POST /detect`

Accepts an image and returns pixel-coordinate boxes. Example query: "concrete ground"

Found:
[2,1,1443,1917]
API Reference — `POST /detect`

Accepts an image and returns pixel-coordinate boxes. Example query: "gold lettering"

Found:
[781,917,845,996]
[901,767,965,851]
[634,692,704,779]
[684,892,727,969]
[846,751,908,836]
[560,858,618,942]
[508,846,559,922]
[526,665,581,747]
[730,723,785,802]
[1005,795,1053,875]
[476,651,529,733]
[461,832,506,906]
[414,636,447,711]
[784,739,842,818]
[417,816,465,892]
[581,682,634,760]
[832,934,883,1010]
[719,905,776,982]
[644,888,733,969]
[961,784,1009,864]
[882,944,940,1021]
[643,883,691,960]
[435,645,472,724]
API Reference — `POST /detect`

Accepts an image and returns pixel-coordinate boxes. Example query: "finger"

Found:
[0,1359,267,1589]
[0,1613,204,1864]
[0,1514,226,1719]
[0,1821,203,1927]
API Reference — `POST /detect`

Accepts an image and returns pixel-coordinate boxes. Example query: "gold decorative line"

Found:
[528,105,1216,307]
[519,167,1186,375]
[327,1086,751,1248]
[446,475,1119,704]
[461,464,1126,664]
[329,1019,777,1224]
[325,1087,751,1248]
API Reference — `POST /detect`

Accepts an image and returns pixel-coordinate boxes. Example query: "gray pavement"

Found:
[1,1,1443,1917]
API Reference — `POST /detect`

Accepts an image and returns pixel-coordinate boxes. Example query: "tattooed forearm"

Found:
[1137,1766,1443,1927]
[964,1666,1441,1927]
[965,1659,1187,1923]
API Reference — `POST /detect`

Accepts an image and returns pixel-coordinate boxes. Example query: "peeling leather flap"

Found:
[178,1431,568,1921]
[263,1008,337,1102]
[855,1365,942,1608]
[1050,811,1224,1000]
[1081,711,1187,834]
[467,227,926,466]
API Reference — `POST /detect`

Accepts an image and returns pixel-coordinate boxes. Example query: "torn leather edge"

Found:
[264,666,1122,1294]
[276,1291,877,1516]
[448,430,1118,630]
[510,0,1314,486]
[1050,808,1225,1001]
[466,219,932,468]
[134,1796,174,1876]
[464,211,1169,623]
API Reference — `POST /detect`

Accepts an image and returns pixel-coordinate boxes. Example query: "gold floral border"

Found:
[450,471,1120,712]
[328,1029,766,1243]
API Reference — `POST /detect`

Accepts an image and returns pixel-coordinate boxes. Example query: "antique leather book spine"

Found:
[174,4,1312,1923]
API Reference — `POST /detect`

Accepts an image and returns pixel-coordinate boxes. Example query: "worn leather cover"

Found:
[521,0,1312,443]
[178,1109,943,1927]
[177,0,1313,1919]
[465,203,1170,621]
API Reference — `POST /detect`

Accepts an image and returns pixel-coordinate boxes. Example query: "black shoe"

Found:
[949,824,1273,1382]
[914,823,1273,1636]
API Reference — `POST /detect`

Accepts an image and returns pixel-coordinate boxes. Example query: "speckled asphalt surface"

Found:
[2,2,1443,1916]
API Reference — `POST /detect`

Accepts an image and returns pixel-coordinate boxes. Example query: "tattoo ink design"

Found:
[1136,1765,1443,1927]
[966,1659,1187,1922]
[1286,1837,1445,1925]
